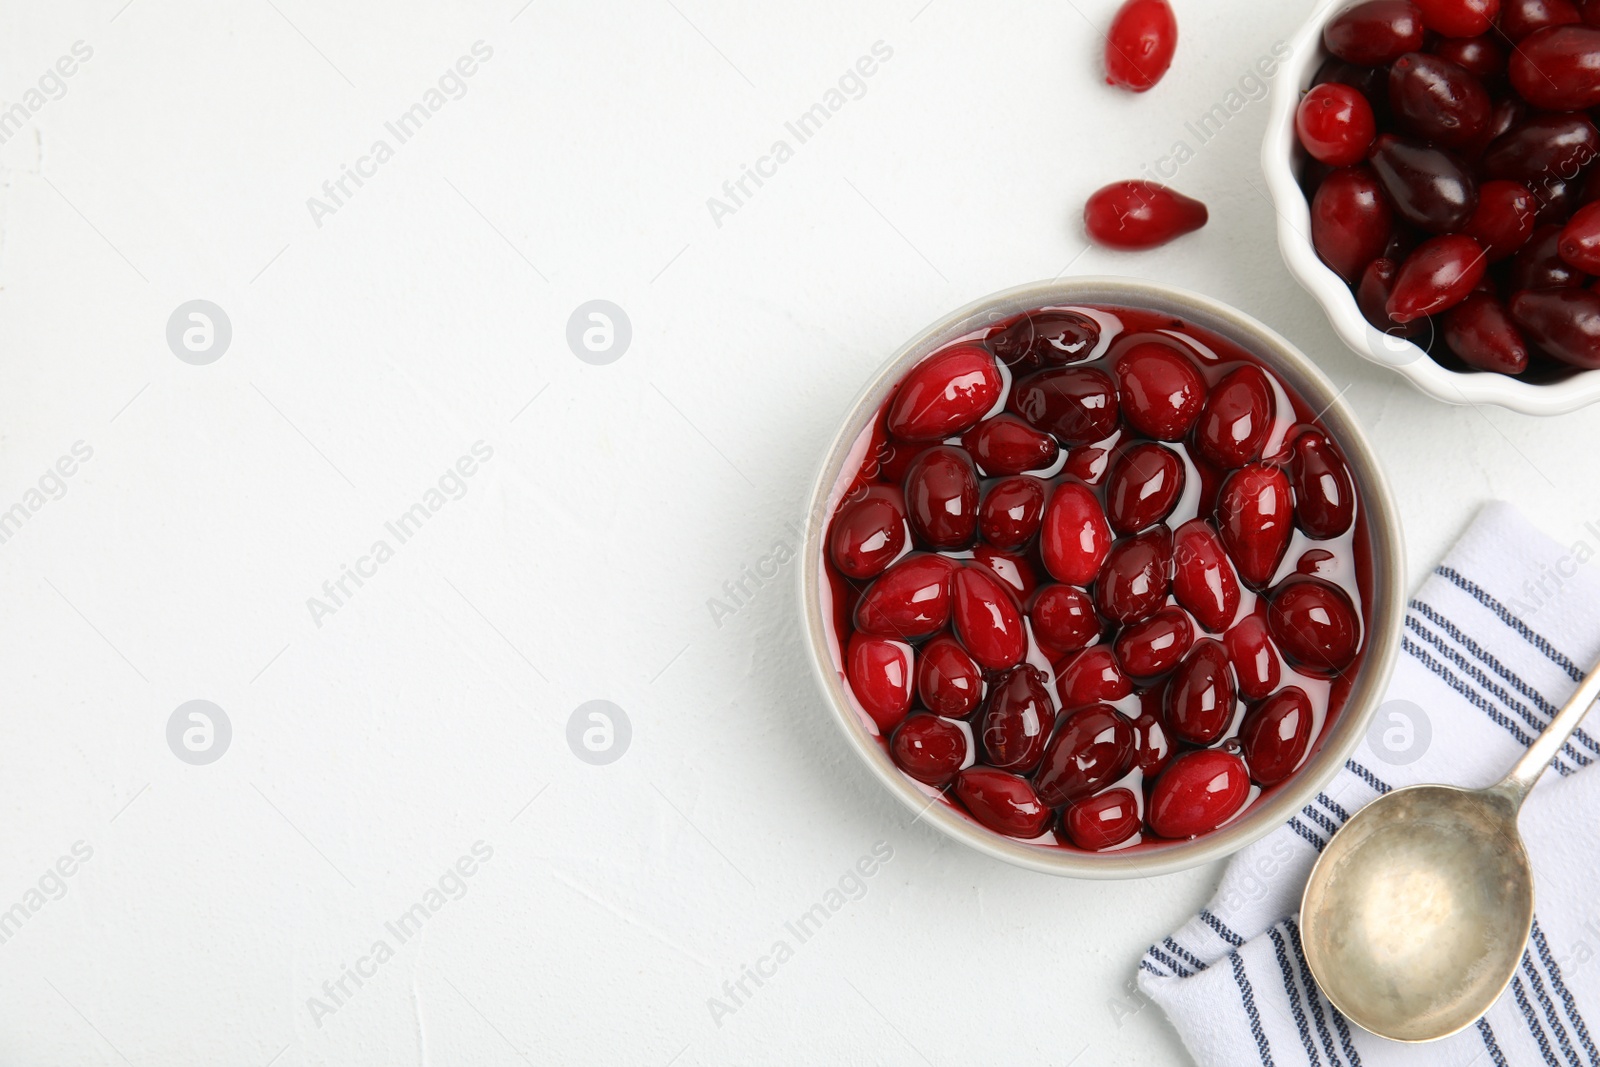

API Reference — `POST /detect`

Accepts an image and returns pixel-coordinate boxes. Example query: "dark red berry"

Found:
[1061,788,1142,851]
[891,714,969,786]
[1114,607,1194,679]
[979,475,1048,549]
[1030,584,1101,657]
[1509,288,1600,368]
[955,768,1052,838]
[1509,26,1600,110]
[989,310,1101,369]
[1217,464,1293,589]
[1443,293,1532,374]
[904,446,979,549]
[1225,611,1283,702]
[1500,0,1582,38]
[1113,340,1205,440]
[1094,526,1173,625]
[1105,443,1186,534]
[1414,0,1500,36]
[1194,366,1274,468]
[1560,202,1600,274]
[1172,518,1242,633]
[1165,639,1237,745]
[979,666,1056,774]
[1054,645,1133,709]
[830,487,908,581]
[1012,367,1120,445]
[1268,575,1363,674]
[855,553,956,639]
[1324,1,1426,63]
[963,414,1059,476]
[1462,181,1538,263]
[1311,166,1395,283]
[1288,431,1356,540]
[1035,704,1136,806]
[1387,52,1491,150]
[916,635,984,718]
[1369,134,1478,234]
[1239,687,1314,786]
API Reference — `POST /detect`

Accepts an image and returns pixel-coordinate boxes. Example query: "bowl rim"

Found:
[1260,0,1600,416]
[799,276,1406,879]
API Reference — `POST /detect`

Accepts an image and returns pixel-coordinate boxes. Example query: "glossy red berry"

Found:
[1288,431,1356,540]
[915,635,984,718]
[1482,114,1600,188]
[846,633,914,731]
[1164,639,1237,745]
[1369,135,1478,234]
[1217,464,1293,589]
[1500,0,1582,38]
[1113,341,1204,440]
[1171,519,1243,634]
[1387,234,1487,323]
[1510,288,1600,368]
[1224,611,1283,701]
[1104,0,1178,92]
[1463,181,1538,263]
[1239,687,1314,786]
[830,488,908,581]
[1040,481,1113,586]
[963,414,1059,476]
[1062,430,1124,486]
[1114,607,1194,679]
[1195,366,1274,469]
[1509,26,1600,110]
[1105,443,1186,534]
[1054,645,1133,709]
[979,666,1056,774]
[1432,34,1507,76]
[890,714,970,787]
[1414,0,1501,35]
[854,553,956,639]
[1268,575,1363,674]
[1084,182,1208,250]
[952,563,1027,671]
[989,310,1101,368]
[1035,704,1136,806]
[1356,257,1428,338]
[1512,225,1590,292]
[955,768,1052,838]
[1132,704,1175,778]
[1323,1,1427,64]
[1029,584,1101,657]
[1560,202,1600,274]
[979,476,1048,549]
[1311,166,1395,284]
[1443,293,1532,374]
[1297,84,1378,166]
[1148,750,1252,839]
[904,446,979,550]
[1387,52,1491,150]
[886,345,1002,441]
[1094,526,1173,625]
[1061,788,1143,851]
[1011,367,1120,445]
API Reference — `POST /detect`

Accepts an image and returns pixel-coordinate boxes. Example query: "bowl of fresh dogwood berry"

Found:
[802,278,1404,877]
[1263,0,1600,413]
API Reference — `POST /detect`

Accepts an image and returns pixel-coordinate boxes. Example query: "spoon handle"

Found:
[1496,652,1600,808]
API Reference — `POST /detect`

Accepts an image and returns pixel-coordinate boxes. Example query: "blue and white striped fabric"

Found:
[1140,502,1600,1067]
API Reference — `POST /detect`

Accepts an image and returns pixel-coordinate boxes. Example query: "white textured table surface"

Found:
[3,1,1598,1064]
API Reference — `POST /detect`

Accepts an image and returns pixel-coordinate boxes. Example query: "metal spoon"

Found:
[1300,655,1600,1042]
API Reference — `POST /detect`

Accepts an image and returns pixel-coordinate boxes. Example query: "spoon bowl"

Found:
[1302,646,1600,1040]
[1300,784,1533,1043]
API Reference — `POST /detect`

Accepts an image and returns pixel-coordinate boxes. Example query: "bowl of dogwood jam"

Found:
[801,278,1404,877]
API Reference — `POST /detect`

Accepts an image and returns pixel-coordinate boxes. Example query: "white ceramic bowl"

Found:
[800,277,1405,879]
[1261,1,1600,415]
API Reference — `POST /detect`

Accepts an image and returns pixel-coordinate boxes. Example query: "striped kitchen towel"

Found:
[1139,501,1600,1067]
